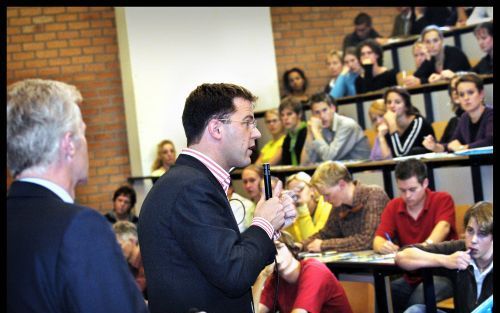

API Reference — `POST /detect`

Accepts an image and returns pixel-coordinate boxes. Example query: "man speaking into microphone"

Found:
[139,83,296,313]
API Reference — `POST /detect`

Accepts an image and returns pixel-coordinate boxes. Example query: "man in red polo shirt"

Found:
[373,158,458,313]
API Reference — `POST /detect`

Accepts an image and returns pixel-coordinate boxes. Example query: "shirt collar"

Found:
[18,177,74,203]
[331,112,339,132]
[470,259,494,278]
[397,188,432,214]
[180,148,231,194]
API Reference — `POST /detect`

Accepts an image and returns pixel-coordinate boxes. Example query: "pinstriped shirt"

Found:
[180,148,275,239]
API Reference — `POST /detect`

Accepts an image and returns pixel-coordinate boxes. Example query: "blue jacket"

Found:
[7,181,148,313]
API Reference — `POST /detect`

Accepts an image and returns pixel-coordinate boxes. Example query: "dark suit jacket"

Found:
[138,154,276,313]
[7,181,148,313]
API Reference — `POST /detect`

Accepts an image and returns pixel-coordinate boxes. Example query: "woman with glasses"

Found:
[255,109,286,166]
[423,73,492,153]
[283,172,332,242]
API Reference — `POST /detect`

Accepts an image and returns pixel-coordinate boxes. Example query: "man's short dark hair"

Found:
[394,158,428,184]
[113,185,137,209]
[182,83,257,146]
[354,12,372,26]
[278,96,303,117]
[309,92,336,109]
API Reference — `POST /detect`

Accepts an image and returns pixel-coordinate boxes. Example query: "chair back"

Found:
[364,129,377,148]
[455,204,472,239]
[431,120,448,142]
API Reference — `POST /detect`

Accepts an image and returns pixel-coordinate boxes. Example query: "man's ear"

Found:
[422,177,429,189]
[60,132,75,161]
[338,179,347,190]
[207,119,223,140]
[331,104,337,113]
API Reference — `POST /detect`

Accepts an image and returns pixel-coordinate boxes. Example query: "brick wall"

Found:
[7,7,130,213]
[6,6,397,211]
[271,7,397,96]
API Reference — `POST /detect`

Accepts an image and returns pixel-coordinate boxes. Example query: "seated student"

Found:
[324,50,344,94]
[302,161,389,252]
[411,25,471,84]
[439,73,466,144]
[283,171,332,242]
[343,12,385,52]
[391,7,415,38]
[355,39,398,94]
[330,47,362,99]
[255,109,286,166]
[379,86,435,157]
[282,67,310,105]
[396,201,493,313]
[403,41,431,87]
[472,22,493,74]
[256,231,353,313]
[301,92,370,165]
[368,99,392,161]
[279,96,307,166]
[373,158,458,313]
[113,221,147,299]
[104,185,139,225]
[423,73,493,153]
[151,139,177,177]
[241,164,263,229]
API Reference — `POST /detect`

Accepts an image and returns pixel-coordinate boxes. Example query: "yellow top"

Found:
[285,196,332,242]
[258,135,285,164]
[151,167,166,177]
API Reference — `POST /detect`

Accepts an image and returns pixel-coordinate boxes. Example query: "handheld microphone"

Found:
[263,163,272,200]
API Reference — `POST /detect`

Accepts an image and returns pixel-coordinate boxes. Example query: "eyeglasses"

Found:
[265,119,279,125]
[219,118,257,129]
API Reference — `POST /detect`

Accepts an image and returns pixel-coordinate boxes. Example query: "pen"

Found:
[385,232,392,242]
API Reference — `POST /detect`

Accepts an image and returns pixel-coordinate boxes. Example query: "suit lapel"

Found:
[175,155,240,233]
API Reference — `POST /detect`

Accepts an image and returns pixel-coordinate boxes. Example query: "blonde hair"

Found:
[151,139,176,172]
[369,98,386,116]
[464,201,493,235]
[311,161,352,189]
[326,49,343,63]
[369,98,386,129]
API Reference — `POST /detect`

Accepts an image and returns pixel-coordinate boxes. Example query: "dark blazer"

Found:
[414,45,471,84]
[138,154,276,313]
[446,107,493,150]
[7,181,148,313]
